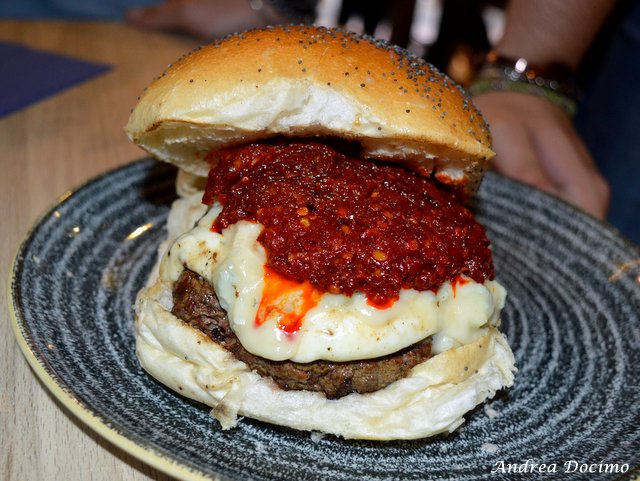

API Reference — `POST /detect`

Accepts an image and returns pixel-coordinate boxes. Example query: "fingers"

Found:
[489,120,562,198]
[474,92,562,196]
[474,92,610,220]
[532,110,610,219]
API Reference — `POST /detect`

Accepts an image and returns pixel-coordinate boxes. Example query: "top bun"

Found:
[125,25,494,194]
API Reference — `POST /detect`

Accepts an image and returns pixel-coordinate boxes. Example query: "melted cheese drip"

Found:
[160,204,506,363]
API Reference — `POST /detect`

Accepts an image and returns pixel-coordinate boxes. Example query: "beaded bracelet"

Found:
[469,53,578,117]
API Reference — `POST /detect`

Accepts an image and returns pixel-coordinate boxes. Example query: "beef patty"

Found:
[172,269,433,399]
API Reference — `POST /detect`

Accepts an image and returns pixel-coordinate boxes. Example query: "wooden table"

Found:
[0,20,199,481]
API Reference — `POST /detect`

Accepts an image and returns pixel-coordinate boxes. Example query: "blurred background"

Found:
[318,0,506,87]
[0,0,506,85]
[1,0,638,243]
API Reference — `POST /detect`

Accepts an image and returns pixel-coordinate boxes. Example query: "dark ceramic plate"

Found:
[10,159,640,481]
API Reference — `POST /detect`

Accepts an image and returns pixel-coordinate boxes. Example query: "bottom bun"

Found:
[135,277,516,440]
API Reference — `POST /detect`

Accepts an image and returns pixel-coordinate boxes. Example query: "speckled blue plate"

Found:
[10,159,640,481]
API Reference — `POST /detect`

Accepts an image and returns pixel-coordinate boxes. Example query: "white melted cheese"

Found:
[160,203,506,363]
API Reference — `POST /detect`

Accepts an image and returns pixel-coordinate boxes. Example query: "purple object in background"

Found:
[0,41,110,117]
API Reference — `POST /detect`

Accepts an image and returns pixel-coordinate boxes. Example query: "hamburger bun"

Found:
[128,25,515,440]
[125,25,495,194]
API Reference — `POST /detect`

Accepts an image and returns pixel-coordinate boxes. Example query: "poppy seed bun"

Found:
[125,25,495,194]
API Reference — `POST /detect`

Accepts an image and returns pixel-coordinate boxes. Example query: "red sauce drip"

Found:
[451,275,471,298]
[255,267,320,334]
[203,142,494,305]
[366,295,399,310]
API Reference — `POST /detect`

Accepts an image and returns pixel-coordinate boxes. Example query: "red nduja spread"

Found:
[202,142,493,305]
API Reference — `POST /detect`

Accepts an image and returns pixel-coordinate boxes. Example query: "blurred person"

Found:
[471,0,639,244]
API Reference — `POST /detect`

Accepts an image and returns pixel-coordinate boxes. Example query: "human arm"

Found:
[473,0,616,219]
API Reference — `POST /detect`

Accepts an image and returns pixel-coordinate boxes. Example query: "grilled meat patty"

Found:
[172,269,433,399]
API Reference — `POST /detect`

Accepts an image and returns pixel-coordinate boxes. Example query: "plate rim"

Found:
[8,159,216,481]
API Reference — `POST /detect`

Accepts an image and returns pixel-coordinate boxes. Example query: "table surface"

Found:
[0,20,200,481]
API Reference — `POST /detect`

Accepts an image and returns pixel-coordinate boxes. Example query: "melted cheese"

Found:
[160,204,506,363]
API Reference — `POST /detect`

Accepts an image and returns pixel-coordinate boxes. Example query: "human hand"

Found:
[473,91,610,219]
[126,0,272,39]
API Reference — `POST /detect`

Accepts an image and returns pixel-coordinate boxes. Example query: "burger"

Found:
[125,25,516,440]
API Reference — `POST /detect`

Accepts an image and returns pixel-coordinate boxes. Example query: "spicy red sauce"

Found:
[255,266,321,334]
[203,142,493,305]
